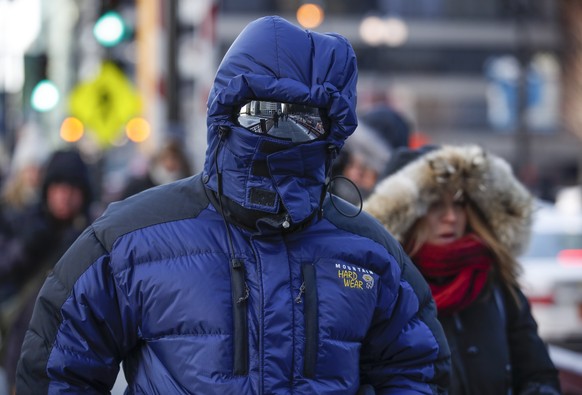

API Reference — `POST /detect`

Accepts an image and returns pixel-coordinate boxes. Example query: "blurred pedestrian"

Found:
[120,139,192,200]
[360,104,411,150]
[0,148,93,393]
[17,16,449,394]
[331,122,393,205]
[0,123,50,217]
[1,161,42,215]
[364,144,562,394]
[331,106,411,205]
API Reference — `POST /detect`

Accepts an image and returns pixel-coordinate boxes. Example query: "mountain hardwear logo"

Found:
[362,274,374,289]
[335,263,374,290]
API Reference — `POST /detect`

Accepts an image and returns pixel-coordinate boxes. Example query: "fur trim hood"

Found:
[364,145,533,255]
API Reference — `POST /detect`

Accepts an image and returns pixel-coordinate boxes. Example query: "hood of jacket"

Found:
[364,145,533,255]
[202,16,358,229]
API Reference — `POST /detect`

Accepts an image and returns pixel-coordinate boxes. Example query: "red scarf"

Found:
[413,235,493,315]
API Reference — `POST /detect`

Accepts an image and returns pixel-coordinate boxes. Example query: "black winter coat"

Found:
[440,281,561,395]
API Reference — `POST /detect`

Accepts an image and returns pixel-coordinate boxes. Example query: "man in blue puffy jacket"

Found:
[16,16,450,394]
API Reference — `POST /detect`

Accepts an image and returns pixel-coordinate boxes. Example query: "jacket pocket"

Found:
[301,263,318,378]
[230,258,249,375]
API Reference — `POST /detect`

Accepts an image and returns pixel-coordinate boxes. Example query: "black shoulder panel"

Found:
[93,174,209,251]
[322,195,403,256]
[16,175,210,394]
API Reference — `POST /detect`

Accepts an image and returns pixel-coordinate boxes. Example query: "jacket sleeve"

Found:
[360,242,451,394]
[16,227,137,394]
[503,286,562,395]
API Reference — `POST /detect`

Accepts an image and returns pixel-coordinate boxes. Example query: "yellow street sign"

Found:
[69,62,141,147]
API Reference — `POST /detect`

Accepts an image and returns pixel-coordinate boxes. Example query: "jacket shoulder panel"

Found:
[323,196,404,262]
[93,174,209,251]
[16,227,109,394]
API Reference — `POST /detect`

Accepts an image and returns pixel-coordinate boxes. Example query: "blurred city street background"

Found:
[1,0,582,393]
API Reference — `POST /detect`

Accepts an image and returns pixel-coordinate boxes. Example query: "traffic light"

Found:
[94,10,126,47]
[30,79,59,112]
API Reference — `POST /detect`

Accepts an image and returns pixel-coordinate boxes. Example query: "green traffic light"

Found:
[94,11,126,47]
[31,80,60,112]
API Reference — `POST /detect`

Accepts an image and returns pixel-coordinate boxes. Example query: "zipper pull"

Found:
[295,282,306,303]
[231,258,249,304]
[282,214,290,229]
[237,283,250,304]
[232,258,242,269]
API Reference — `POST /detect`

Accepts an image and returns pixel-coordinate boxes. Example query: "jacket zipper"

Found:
[298,264,318,378]
[230,258,249,375]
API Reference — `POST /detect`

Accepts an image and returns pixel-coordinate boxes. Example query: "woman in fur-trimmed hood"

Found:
[365,144,561,395]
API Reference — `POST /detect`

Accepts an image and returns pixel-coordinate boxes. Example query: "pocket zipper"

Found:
[300,264,318,378]
[230,258,249,375]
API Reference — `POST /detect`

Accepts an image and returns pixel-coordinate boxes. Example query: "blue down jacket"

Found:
[16,16,449,394]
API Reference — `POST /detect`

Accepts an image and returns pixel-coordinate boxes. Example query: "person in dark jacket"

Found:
[331,105,411,205]
[16,16,450,394]
[0,148,93,393]
[365,144,561,395]
[119,138,192,200]
[360,104,411,150]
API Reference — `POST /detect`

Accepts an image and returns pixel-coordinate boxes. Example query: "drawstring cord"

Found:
[322,144,363,218]
[295,282,306,303]
[328,176,363,218]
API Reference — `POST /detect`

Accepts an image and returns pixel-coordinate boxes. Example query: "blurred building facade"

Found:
[0,0,580,202]
[220,0,578,201]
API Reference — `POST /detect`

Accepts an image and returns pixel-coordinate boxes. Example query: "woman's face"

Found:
[424,193,467,245]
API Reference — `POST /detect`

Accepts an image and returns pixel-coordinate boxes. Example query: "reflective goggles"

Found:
[236,100,327,142]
